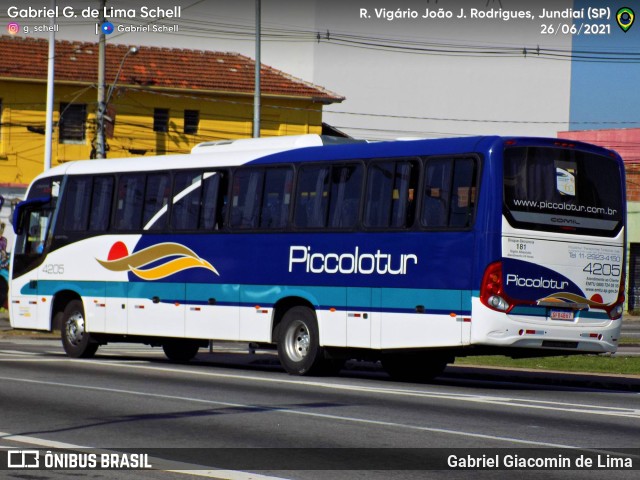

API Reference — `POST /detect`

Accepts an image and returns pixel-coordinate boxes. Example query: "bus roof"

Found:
[31,135,620,181]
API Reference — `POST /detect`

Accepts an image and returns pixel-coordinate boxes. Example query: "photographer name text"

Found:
[7,5,182,19]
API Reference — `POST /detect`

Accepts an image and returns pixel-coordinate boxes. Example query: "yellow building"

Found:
[0,35,344,188]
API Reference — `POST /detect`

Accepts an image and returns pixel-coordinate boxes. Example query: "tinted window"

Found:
[89,176,114,231]
[504,147,623,236]
[294,164,363,229]
[259,168,293,229]
[27,177,61,202]
[114,175,144,231]
[171,171,227,231]
[230,169,264,229]
[200,171,227,230]
[364,160,419,228]
[421,157,477,228]
[294,166,330,228]
[172,171,202,231]
[143,173,171,230]
[328,165,362,228]
[62,177,92,231]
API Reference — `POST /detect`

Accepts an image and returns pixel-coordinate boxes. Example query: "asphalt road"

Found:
[0,338,639,480]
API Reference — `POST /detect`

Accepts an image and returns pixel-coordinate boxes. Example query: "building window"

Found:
[59,103,87,143]
[153,108,169,133]
[184,110,199,135]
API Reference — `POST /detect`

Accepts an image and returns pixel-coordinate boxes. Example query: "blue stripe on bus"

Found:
[26,281,472,315]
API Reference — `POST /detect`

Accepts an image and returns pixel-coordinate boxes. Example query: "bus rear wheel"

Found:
[162,339,201,362]
[277,306,326,376]
[61,300,99,358]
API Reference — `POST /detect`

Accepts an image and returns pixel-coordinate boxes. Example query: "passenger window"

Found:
[328,165,362,228]
[450,158,477,228]
[62,177,92,231]
[114,175,145,231]
[422,158,452,227]
[172,170,227,231]
[364,160,418,228]
[172,171,202,231]
[230,169,264,229]
[143,173,171,231]
[200,171,227,230]
[421,157,477,228]
[260,168,293,229]
[89,176,114,231]
[294,164,362,229]
[294,166,330,228]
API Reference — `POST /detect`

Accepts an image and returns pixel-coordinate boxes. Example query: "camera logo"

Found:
[7,22,20,35]
[7,450,40,469]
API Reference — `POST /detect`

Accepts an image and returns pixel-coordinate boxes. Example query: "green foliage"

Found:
[455,355,640,376]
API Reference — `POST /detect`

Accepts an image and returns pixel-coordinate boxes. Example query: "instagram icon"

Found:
[7,22,20,35]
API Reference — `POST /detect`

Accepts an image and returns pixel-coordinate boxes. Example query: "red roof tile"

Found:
[0,35,344,104]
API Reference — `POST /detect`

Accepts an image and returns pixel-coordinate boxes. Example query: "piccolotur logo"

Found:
[7,22,20,35]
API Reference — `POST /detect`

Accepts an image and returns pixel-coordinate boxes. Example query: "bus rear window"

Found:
[503,147,623,236]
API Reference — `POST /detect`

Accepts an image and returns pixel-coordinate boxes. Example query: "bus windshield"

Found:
[503,146,623,236]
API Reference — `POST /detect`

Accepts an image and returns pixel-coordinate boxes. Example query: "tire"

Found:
[277,306,326,376]
[0,276,7,309]
[162,339,201,362]
[61,300,99,358]
[383,352,450,383]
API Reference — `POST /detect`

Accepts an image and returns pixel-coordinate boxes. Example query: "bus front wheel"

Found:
[61,300,99,358]
[277,306,326,376]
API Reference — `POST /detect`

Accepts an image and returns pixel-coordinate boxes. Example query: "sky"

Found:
[569,0,640,130]
[1,0,638,140]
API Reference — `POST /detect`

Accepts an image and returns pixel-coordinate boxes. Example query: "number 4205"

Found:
[583,263,620,276]
[42,264,64,275]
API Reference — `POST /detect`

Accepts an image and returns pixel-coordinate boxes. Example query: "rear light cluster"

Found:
[480,261,625,320]
[605,275,625,320]
[480,261,514,313]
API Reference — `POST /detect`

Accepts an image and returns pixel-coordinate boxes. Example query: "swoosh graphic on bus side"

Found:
[96,242,219,280]
[538,292,609,308]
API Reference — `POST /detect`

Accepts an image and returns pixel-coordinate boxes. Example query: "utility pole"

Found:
[252,0,261,138]
[44,0,55,170]
[95,0,106,158]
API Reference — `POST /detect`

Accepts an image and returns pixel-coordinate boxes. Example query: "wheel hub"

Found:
[285,320,310,361]
[66,312,85,346]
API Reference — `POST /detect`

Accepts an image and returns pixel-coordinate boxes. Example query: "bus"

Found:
[9,135,626,380]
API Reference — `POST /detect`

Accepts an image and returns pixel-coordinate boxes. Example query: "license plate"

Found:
[550,309,574,321]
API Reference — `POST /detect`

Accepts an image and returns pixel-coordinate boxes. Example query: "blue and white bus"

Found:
[9,135,626,379]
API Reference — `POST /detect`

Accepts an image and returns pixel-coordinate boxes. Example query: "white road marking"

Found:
[78,359,640,419]
[0,374,621,449]
[2,354,640,419]
[0,349,42,355]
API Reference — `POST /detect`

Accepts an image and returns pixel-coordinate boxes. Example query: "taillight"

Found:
[480,261,512,312]
[606,273,625,320]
